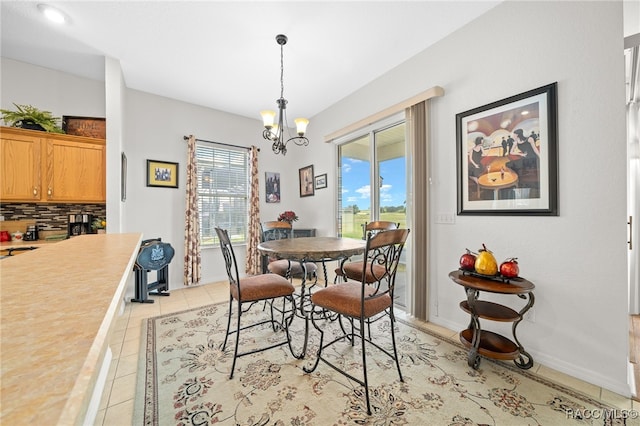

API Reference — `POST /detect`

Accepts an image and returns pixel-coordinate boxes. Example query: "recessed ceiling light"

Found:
[37,4,67,24]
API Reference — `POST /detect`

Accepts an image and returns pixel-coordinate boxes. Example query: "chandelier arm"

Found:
[287,136,309,147]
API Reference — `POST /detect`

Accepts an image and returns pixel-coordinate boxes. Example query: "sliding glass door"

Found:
[337,115,409,308]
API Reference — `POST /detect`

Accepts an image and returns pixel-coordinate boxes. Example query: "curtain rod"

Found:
[183,136,259,152]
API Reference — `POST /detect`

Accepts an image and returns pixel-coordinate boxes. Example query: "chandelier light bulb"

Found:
[294,118,309,136]
[260,110,276,128]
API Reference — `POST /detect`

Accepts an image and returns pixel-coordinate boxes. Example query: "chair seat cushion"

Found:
[230,273,295,302]
[268,259,317,277]
[310,281,391,318]
[342,261,387,283]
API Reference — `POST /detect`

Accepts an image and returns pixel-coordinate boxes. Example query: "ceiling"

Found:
[1,1,502,121]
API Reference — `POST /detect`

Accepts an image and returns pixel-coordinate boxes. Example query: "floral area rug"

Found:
[134,301,625,425]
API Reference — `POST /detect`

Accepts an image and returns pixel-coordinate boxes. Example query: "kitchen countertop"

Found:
[0,233,143,425]
[0,238,67,249]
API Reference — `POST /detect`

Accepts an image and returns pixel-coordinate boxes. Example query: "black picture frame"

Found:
[315,173,327,189]
[147,159,179,188]
[299,165,314,197]
[456,82,558,215]
[265,171,281,203]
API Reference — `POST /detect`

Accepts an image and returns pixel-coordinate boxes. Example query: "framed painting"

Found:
[315,173,327,189]
[299,165,315,197]
[456,82,558,215]
[147,159,179,188]
[265,171,281,203]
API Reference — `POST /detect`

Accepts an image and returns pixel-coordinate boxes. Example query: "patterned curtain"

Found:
[245,146,261,275]
[184,135,201,286]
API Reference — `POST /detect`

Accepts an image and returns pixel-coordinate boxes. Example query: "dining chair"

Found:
[215,227,297,379]
[334,220,400,283]
[261,221,318,282]
[304,228,409,415]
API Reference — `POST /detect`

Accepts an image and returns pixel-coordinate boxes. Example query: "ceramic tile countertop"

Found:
[0,233,142,425]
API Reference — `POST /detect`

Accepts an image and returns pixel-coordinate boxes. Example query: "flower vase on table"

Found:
[277,211,298,225]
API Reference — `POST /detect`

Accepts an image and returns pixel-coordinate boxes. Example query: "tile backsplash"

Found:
[0,203,106,232]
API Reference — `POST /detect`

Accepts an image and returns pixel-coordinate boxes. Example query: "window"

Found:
[196,142,249,246]
[336,114,409,309]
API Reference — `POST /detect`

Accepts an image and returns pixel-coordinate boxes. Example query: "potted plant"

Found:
[0,103,65,133]
[92,217,107,234]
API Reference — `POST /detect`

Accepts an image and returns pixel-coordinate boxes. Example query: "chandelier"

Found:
[260,34,309,155]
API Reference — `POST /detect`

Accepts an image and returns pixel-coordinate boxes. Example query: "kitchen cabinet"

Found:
[0,126,105,203]
[0,127,43,201]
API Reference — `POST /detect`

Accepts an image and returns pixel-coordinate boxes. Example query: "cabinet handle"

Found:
[47,187,52,196]
[33,187,38,196]
[629,216,633,250]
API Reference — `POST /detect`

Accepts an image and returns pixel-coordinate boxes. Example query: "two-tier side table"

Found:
[448,270,535,370]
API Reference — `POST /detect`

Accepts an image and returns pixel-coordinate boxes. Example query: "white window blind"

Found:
[196,142,249,246]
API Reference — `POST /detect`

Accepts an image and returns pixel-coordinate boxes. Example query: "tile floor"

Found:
[95,280,639,425]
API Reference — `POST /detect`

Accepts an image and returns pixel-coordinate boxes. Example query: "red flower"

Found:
[277,211,299,223]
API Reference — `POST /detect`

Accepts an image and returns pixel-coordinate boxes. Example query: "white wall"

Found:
[121,89,326,288]
[1,0,630,398]
[0,58,105,119]
[311,1,629,396]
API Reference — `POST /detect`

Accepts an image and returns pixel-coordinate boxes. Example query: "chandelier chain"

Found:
[280,42,285,101]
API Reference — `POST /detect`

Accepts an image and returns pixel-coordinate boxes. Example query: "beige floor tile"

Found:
[106,357,119,382]
[536,365,601,398]
[109,328,125,346]
[108,372,137,407]
[103,399,134,425]
[120,338,141,358]
[94,408,106,426]
[124,323,143,343]
[115,353,139,379]
[113,316,129,332]
[160,302,191,315]
[98,379,112,411]
[108,340,123,360]
[129,304,161,319]
[601,388,634,410]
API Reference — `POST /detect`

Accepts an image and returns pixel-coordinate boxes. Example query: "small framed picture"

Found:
[265,171,281,203]
[456,82,558,215]
[147,160,179,188]
[315,173,327,189]
[299,165,314,197]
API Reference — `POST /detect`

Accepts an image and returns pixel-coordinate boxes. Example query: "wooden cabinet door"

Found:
[0,130,43,201]
[45,138,106,202]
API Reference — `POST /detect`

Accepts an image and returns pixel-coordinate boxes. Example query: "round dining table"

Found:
[258,236,366,264]
[258,236,366,357]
